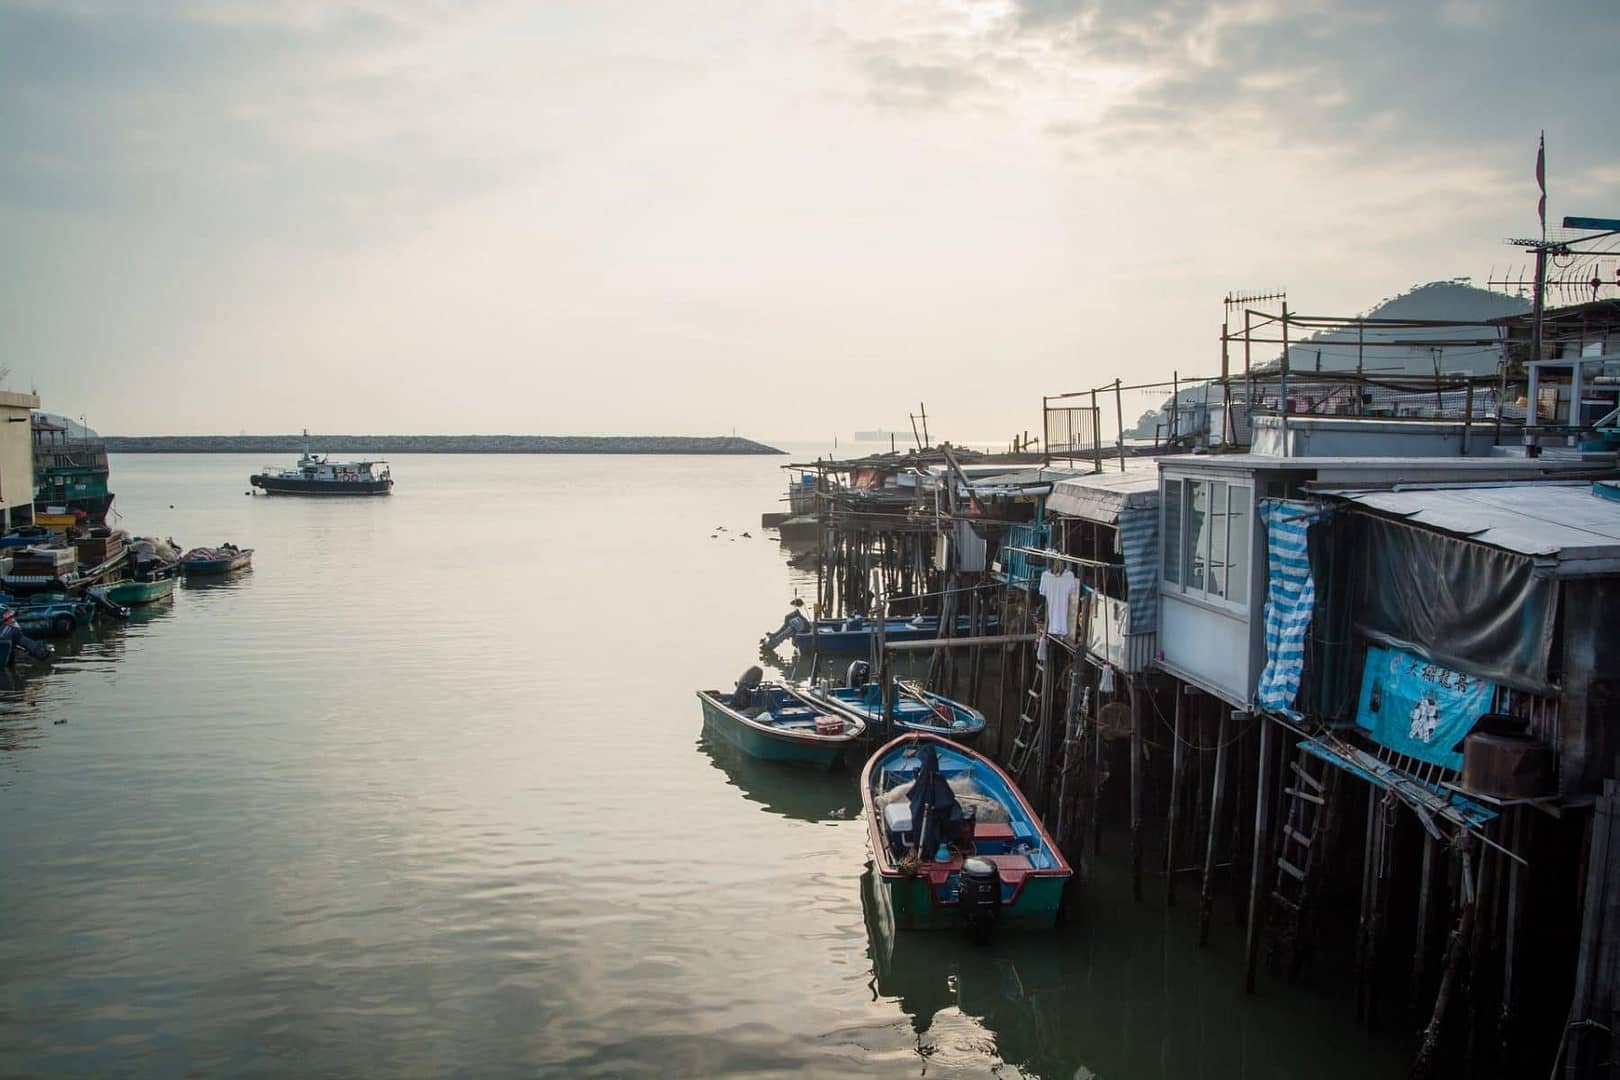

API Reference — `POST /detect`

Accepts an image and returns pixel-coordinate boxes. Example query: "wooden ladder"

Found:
[1008,650,1051,782]
[1270,747,1338,979]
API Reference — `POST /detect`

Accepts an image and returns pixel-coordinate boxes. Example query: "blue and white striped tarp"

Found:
[1117,506,1158,633]
[1255,499,1330,716]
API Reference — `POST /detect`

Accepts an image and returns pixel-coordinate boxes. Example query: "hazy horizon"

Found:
[4,1,1617,443]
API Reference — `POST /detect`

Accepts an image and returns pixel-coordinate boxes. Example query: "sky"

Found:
[2,0,1617,441]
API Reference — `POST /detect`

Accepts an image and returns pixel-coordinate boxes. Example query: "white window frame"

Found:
[1162,473,1252,615]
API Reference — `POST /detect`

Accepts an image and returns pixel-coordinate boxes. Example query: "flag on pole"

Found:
[1536,131,1546,231]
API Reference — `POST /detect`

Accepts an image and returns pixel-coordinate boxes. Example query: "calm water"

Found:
[0,454,1404,1078]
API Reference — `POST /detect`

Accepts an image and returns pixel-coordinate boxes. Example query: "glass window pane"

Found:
[1209,481,1229,599]
[1163,479,1181,585]
[1228,486,1250,605]
[1186,481,1208,591]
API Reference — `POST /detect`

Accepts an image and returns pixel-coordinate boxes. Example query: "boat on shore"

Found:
[792,613,1000,654]
[789,671,986,743]
[862,733,1071,935]
[249,431,392,496]
[696,671,866,769]
[180,545,253,577]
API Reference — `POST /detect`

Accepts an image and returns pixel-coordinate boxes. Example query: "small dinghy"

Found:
[789,613,1000,655]
[862,733,1071,936]
[696,667,866,770]
[790,666,985,743]
[180,544,253,577]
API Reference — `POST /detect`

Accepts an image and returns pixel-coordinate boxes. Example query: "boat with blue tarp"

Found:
[790,613,1000,654]
[180,544,253,577]
[0,594,96,637]
[696,668,866,769]
[789,671,985,743]
[862,733,1071,935]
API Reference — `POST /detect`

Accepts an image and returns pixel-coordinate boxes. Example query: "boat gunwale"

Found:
[786,682,987,738]
[694,688,867,746]
[860,732,1072,885]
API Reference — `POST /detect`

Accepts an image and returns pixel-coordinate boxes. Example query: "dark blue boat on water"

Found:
[791,614,1000,655]
[696,672,867,769]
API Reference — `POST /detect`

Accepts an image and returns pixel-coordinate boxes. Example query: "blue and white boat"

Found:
[791,613,999,655]
[788,677,986,743]
[862,734,1071,935]
[696,674,867,770]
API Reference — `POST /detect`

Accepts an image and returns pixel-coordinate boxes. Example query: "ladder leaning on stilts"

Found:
[1270,746,1339,979]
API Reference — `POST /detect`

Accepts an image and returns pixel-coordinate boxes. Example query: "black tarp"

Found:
[1348,511,1559,694]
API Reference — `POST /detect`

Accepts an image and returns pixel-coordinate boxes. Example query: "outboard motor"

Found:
[846,660,871,689]
[760,606,811,651]
[731,665,764,707]
[958,856,1002,942]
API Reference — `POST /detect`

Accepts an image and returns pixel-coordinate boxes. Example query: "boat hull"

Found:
[181,552,253,576]
[861,733,1072,932]
[250,475,392,495]
[696,691,855,770]
[104,577,177,605]
[792,615,1000,654]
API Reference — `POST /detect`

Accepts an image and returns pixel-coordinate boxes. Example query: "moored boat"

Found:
[0,594,96,637]
[790,674,986,743]
[250,431,392,495]
[791,613,1000,654]
[180,544,253,577]
[697,669,866,769]
[103,575,177,605]
[862,733,1071,935]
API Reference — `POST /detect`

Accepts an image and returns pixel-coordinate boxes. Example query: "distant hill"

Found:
[103,434,783,455]
[1282,280,1529,377]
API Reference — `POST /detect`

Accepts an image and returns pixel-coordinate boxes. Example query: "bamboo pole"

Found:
[1199,707,1232,945]
[1243,712,1274,993]
[1166,683,1187,906]
[1129,674,1144,902]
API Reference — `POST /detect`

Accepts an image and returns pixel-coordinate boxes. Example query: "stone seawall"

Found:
[104,434,783,455]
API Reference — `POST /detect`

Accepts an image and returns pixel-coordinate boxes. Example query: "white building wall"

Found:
[0,392,40,522]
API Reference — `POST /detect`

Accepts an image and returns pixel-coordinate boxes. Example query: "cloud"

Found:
[0,1,546,245]
[835,0,1620,173]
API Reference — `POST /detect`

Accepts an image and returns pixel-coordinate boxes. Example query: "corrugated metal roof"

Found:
[1323,482,1620,575]
[1047,462,1161,524]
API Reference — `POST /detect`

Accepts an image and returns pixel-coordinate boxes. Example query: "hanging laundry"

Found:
[1039,565,1079,638]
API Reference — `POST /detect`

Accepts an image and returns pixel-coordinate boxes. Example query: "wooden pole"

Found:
[1412,841,1478,1080]
[1199,707,1232,945]
[1410,832,1438,1018]
[1114,377,1126,472]
[1166,683,1187,906]
[1129,674,1144,902]
[1499,807,1525,1061]
[1243,711,1273,993]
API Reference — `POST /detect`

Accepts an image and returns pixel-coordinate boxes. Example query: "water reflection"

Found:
[696,733,863,823]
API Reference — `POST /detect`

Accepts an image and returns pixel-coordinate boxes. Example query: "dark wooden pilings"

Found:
[1412,839,1478,1080]
[1199,707,1232,945]
[1165,685,1187,907]
[1129,675,1144,902]
[1244,710,1274,994]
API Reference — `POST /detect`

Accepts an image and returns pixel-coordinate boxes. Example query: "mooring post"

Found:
[1166,682,1187,906]
[1410,832,1438,1019]
[1129,674,1144,902]
[1243,710,1273,992]
[1199,707,1232,945]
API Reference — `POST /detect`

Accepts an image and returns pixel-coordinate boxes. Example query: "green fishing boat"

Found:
[103,576,176,605]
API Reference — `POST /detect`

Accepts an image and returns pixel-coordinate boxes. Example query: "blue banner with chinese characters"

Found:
[1355,645,1495,770]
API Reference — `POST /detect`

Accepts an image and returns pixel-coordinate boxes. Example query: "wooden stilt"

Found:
[1243,711,1274,993]
[1499,808,1525,1063]
[1365,796,1391,1031]
[1199,707,1232,944]
[1166,683,1187,906]
[1129,674,1144,902]
[1410,832,1438,1019]
[1411,841,1477,1080]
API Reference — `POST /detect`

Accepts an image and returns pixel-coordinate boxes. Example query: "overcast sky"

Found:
[2,0,1616,441]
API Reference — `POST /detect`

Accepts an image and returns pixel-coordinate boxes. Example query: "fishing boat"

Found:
[250,431,392,495]
[180,545,253,577]
[789,672,986,743]
[102,574,177,605]
[862,733,1071,935]
[0,595,96,637]
[791,613,1000,654]
[696,670,866,769]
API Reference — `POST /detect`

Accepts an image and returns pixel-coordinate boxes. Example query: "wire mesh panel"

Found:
[1044,404,1099,457]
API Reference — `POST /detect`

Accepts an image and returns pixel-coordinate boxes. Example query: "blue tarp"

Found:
[1117,505,1158,634]
[1355,644,1495,771]
[1255,499,1329,716]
